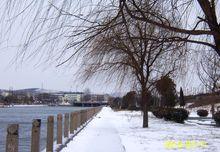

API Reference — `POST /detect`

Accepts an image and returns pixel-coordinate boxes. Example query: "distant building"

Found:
[0,91,10,97]
[0,95,5,103]
[62,92,83,104]
[0,102,5,107]
[34,93,59,104]
[90,94,109,103]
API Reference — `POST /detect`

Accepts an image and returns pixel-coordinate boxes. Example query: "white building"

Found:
[0,91,10,97]
[62,92,83,104]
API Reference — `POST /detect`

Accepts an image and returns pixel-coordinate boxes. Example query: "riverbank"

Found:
[0,106,89,152]
[13,104,48,107]
[62,107,220,152]
[0,104,48,108]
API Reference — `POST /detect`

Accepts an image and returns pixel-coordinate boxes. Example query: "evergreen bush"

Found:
[152,107,189,123]
[172,108,189,123]
[214,111,220,126]
[197,109,208,117]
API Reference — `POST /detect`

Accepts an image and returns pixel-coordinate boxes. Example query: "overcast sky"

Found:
[0,50,125,93]
[0,41,127,94]
[0,0,210,95]
[0,0,118,94]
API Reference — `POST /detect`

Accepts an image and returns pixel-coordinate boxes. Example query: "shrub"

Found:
[163,108,174,121]
[152,108,164,118]
[152,107,189,123]
[172,108,189,123]
[179,87,185,107]
[121,91,137,110]
[197,109,208,117]
[214,111,220,126]
[127,105,140,111]
[155,76,177,107]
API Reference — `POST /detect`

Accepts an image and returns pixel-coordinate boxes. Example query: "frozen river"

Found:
[0,105,88,152]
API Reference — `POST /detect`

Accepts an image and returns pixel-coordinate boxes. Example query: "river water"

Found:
[0,105,88,152]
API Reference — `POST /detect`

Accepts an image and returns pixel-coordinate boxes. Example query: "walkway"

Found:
[61,107,125,152]
[62,107,220,152]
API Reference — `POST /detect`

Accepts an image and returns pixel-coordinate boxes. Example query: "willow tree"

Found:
[79,13,185,127]
[2,0,185,127]
[197,51,220,92]
[120,0,220,56]
[2,1,219,69]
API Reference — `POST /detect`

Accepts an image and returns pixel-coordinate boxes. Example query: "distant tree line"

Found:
[0,93,60,105]
[109,76,185,110]
[0,94,33,105]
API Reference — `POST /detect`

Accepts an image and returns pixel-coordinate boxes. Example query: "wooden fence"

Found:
[5,106,102,152]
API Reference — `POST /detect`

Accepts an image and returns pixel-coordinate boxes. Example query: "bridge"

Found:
[57,101,108,107]
[73,102,108,107]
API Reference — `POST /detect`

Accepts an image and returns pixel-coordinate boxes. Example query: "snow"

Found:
[188,111,212,117]
[186,111,215,126]
[61,107,125,152]
[61,107,220,152]
[187,103,220,114]
[13,104,47,107]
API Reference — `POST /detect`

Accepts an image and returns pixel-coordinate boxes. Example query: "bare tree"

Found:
[197,51,220,117]
[0,0,188,127]
[2,1,219,70]
[78,11,185,127]
[197,51,220,93]
[119,0,220,56]
[1,0,186,63]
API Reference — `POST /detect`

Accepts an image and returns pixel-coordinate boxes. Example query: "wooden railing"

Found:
[6,106,103,152]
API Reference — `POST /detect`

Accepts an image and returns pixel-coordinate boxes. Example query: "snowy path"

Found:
[61,107,125,152]
[62,107,220,152]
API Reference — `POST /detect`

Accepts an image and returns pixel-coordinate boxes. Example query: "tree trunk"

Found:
[141,88,149,128]
[211,104,215,118]
[143,104,148,128]
[197,0,220,56]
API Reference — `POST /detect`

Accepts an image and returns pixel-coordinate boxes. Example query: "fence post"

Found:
[93,108,95,116]
[89,109,92,119]
[6,124,19,152]
[90,109,92,119]
[31,119,41,152]
[76,111,81,128]
[57,114,62,144]
[85,110,88,122]
[46,116,54,152]
[83,110,85,124]
[80,110,84,125]
[72,113,77,130]
[79,110,82,125]
[64,113,69,138]
[83,110,85,123]
[70,113,74,134]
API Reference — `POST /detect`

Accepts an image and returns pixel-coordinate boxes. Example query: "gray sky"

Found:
[0,0,103,93]
[0,0,212,95]
[0,45,74,91]
[0,42,127,94]
[0,52,124,93]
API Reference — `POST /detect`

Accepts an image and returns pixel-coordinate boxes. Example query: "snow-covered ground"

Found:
[61,107,220,152]
[186,111,215,126]
[13,104,47,107]
[187,103,220,115]
[185,105,219,126]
